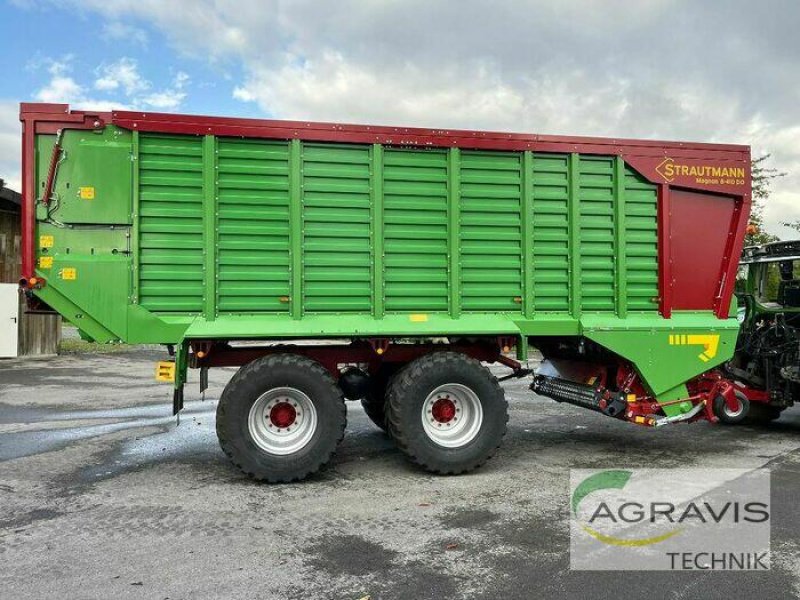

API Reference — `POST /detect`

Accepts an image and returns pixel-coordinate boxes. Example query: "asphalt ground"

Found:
[2,348,800,599]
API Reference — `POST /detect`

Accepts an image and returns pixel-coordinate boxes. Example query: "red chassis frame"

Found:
[189,338,521,374]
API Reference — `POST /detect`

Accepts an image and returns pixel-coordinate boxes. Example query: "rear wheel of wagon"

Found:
[386,352,508,475]
[216,354,346,482]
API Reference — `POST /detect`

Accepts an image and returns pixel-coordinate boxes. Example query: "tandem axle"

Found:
[153,334,766,481]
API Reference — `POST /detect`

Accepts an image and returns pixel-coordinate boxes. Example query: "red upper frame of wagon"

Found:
[20,102,749,157]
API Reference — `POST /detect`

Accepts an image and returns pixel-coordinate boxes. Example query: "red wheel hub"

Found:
[431,398,456,423]
[269,401,297,428]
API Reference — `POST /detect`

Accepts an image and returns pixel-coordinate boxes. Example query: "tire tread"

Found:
[216,353,346,483]
[385,351,508,475]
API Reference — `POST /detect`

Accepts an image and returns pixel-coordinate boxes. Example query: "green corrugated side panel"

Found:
[216,138,291,313]
[623,164,659,310]
[137,133,205,313]
[579,155,615,312]
[302,143,372,312]
[124,131,660,324]
[459,151,523,313]
[383,148,449,312]
[531,153,570,311]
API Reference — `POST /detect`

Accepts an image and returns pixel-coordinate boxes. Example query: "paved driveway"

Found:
[2,349,799,599]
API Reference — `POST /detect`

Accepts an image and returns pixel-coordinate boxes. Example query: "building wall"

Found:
[0,209,20,282]
[0,206,61,356]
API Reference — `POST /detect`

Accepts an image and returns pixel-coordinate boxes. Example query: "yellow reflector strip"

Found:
[155,361,176,382]
[409,314,428,322]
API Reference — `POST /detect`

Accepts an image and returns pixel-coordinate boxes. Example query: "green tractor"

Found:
[727,240,800,422]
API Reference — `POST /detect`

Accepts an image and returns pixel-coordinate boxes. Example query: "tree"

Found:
[745,154,785,246]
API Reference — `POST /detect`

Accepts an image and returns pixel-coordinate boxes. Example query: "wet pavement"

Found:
[2,349,800,599]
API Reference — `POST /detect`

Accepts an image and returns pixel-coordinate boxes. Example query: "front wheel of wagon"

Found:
[386,352,508,475]
[216,354,346,482]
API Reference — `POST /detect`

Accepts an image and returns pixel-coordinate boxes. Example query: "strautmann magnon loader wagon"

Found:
[19,103,753,481]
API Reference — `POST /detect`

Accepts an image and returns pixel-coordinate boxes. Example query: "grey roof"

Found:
[0,181,21,213]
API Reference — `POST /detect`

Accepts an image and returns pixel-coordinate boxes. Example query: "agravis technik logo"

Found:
[570,469,771,571]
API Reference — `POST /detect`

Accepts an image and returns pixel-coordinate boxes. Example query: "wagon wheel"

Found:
[216,354,346,482]
[385,351,508,474]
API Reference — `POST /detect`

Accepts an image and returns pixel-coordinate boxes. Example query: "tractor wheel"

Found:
[713,391,750,425]
[360,364,403,432]
[386,352,508,475]
[216,354,346,482]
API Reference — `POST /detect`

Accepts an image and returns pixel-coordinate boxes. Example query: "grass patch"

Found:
[58,339,135,355]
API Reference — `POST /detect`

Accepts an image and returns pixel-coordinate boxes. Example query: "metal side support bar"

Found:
[173,341,189,419]
[40,130,64,206]
[654,401,706,427]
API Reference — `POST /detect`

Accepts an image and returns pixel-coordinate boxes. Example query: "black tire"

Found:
[360,364,403,432]
[713,391,750,425]
[745,403,784,424]
[386,351,508,475]
[216,354,346,482]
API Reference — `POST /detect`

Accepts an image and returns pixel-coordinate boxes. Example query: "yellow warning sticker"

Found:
[40,235,54,248]
[155,361,176,382]
[79,186,95,200]
[409,314,429,323]
[60,267,76,281]
[668,333,720,363]
[38,256,53,269]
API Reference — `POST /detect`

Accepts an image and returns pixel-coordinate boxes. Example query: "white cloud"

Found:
[747,124,800,236]
[0,101,21,193]
[31,56,129,111]
[35,75,84,104]
[102,21,148,46]
[94,58,149,95]
[28,55,189,113]
[14,1,800,238]
[173,71,190,89]
[28,58,89,106]
[232,86,255,102]
[137,71,189,110]
[139,89,185,110]
[0,53,193,195]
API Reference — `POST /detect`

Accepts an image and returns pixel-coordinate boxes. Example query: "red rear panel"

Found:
[669,190,736,310]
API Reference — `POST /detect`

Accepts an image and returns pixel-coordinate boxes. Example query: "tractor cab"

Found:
[737,240,800,324]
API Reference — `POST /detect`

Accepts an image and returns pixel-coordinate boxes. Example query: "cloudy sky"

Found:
[1,0,798,237]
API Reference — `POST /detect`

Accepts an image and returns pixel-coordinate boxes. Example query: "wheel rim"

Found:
[421,383,483,448]
[723,397,745,418]
[248,387,318,455]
